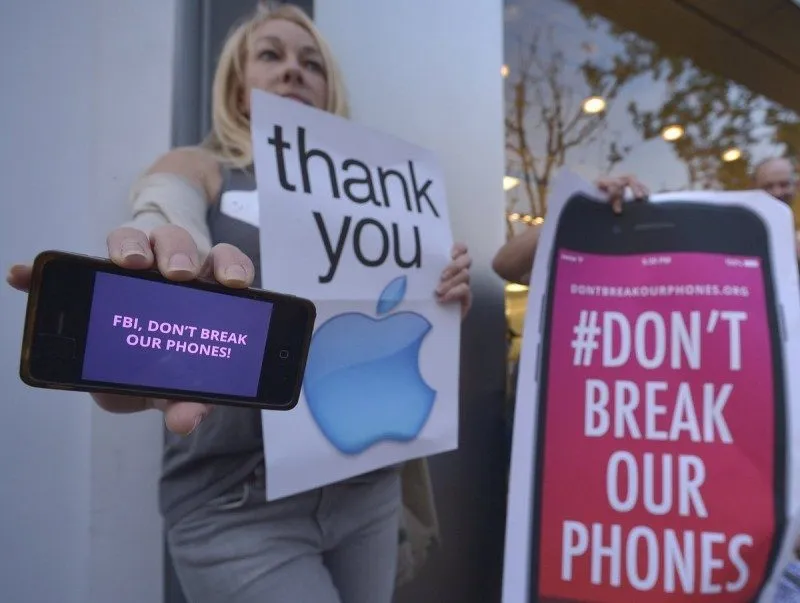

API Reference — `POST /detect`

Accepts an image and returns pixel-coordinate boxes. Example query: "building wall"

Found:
[0,0,172,601]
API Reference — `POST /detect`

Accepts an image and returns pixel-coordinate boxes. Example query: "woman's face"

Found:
[241,18,328,113]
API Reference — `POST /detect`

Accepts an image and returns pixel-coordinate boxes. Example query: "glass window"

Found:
[502,0,800,389]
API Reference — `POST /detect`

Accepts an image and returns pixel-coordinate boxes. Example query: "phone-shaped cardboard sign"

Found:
[503,171,800,603]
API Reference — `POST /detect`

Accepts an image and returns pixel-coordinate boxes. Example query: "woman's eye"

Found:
[305,59,324,73]
[258,49,279,61]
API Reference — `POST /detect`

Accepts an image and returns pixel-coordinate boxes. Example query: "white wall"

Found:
[0,1,173,601]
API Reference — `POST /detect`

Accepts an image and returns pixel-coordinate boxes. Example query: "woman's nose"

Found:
[280,59,303,83]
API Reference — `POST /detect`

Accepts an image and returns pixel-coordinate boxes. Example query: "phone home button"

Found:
[279,349,290,360]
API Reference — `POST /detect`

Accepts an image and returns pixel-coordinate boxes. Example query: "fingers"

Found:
[627,177,649,200]
[6,264,32,292]
[91,392,151,413]
[436,264,470,298]
[160,401,214,435]
[437,245,473,318]
[107,227,155,270]
[108,226,254,289]
[437,280,470,303]
[451,242,469,260]
[438,244,471,293]
[596,174,648,196]
[108,225,200,280]
[596,175,650,214]
[199,243,256,289]
[147,224,203,281]
[440,246,472,282]
[91,380,213,436]
[595,179,620,214]
[439,282,472,318]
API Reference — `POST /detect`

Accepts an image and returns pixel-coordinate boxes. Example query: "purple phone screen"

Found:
[82,272,272,397]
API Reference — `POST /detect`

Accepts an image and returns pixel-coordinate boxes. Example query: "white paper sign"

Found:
[250,90,460,500]
[220,190,259,228]
[502,170,800,603]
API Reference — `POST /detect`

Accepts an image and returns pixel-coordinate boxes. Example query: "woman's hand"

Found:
[6,224,255,436]
[435,243,472,319]
[596,175,649,214]
[7,264,33,292]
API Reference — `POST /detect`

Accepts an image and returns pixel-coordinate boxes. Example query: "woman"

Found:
[7,4,471,602]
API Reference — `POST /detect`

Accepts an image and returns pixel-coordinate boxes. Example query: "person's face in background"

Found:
[240,18,328,114]
[754,158,798,206]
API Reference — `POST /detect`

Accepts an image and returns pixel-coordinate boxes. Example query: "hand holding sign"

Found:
[436,242,472,317]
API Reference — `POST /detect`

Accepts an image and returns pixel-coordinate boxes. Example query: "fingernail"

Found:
[121,240,147,260]
[168,253,195,274]
[187,414,206,436]
[224,264,248,284]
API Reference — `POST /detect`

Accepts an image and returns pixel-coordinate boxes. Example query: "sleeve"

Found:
[120,172,214,261]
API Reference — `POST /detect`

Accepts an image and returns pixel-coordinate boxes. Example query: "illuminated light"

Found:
[582,96,606,114]
[503,176,520,191]
[508,212,521,221]
[532,216,544,225]
[722,147,742,162]
[501,64,510,78]
[521,215,533,223]
[506,283,529,293]
[661,124,684,142]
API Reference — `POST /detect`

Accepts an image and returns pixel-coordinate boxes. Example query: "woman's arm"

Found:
[491,223,541,285]
[7,146,222,293]
[122,146,222,261]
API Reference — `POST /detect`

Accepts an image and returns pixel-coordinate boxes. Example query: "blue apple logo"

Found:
[303,275,437,455]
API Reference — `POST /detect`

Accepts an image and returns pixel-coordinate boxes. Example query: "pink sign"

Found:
[536,250,779,602]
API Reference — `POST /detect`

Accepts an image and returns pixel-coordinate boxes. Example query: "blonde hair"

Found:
[201,2,349,168]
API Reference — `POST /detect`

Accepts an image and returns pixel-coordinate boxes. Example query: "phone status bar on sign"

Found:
[725,257,760,268]
[557,251,761,269]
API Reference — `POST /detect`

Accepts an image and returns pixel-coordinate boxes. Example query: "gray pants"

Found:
[167,463,402,603]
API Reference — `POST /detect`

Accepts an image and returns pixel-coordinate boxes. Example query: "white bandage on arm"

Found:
[121,172,214,261]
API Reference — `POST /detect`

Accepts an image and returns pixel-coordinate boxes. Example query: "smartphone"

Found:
[19,250,316,410]
[530,195,785,602]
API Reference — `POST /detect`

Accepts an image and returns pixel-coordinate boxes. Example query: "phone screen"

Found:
[530,198,785,603]
[82,272,273,398]
[22,252,314,409]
